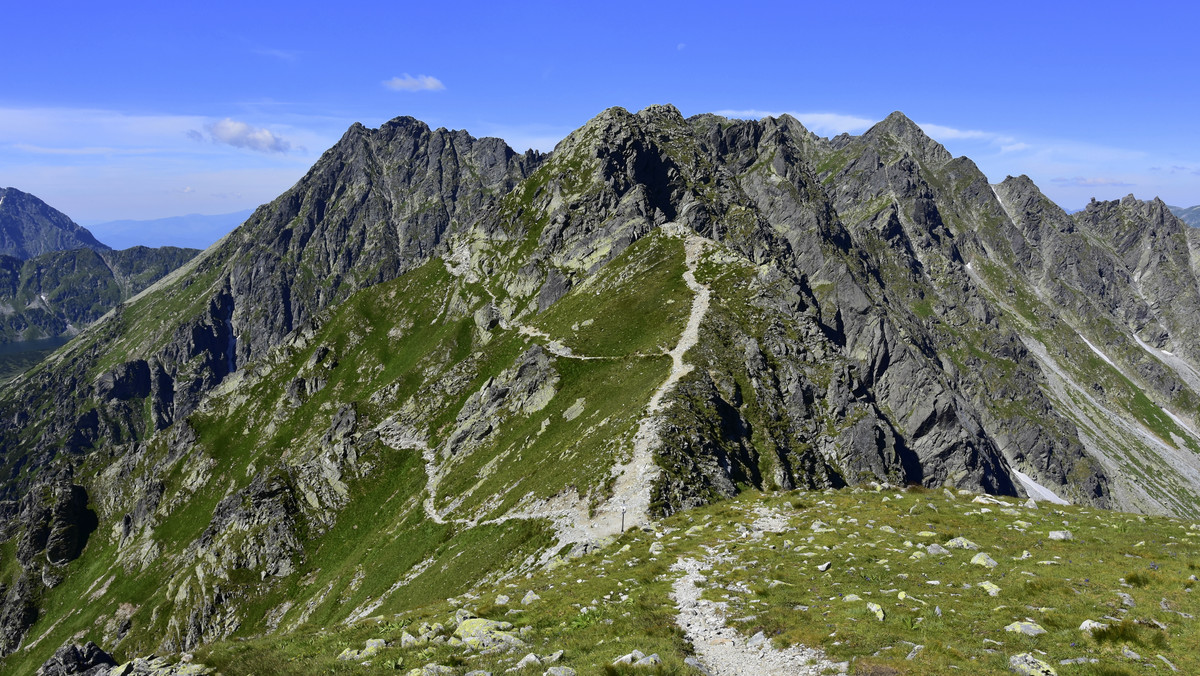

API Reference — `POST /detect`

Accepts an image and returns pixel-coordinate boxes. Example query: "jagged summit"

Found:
[858,110,953,165]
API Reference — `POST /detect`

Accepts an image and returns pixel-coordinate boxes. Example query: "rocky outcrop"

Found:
[36,641,116,676]
[0,471,97,655]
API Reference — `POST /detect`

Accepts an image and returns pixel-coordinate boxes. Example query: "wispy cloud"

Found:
[714,109,874,136]
[1050,177,1135,188]
[202,118,293,153]
[12,144,168,156]
[917,122,992,141]
[0,106,339,222]
[383,74,445,92]
[256,47,299,61]
[915,122,1031,154]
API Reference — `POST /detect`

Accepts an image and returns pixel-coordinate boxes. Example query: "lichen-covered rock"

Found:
[1005,621,1046,636]
[945,537,979,550]
[1008,652,1056,675]
[971,553,998,568]
[453,618,525,651]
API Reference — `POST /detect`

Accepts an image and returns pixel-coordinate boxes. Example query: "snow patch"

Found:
[1080,335,1117,368]
[1163,408,1200,441]
[1012,469,1069,505]
[1131,333,1200,393]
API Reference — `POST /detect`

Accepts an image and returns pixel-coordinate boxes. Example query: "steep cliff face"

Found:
[2,106,1199,670]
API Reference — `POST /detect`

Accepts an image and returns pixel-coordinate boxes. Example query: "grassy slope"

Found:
[194,486,1200,676]
[2,226,695,673]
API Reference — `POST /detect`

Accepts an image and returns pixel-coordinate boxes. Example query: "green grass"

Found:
[1,214,709,673]
[531,231,691,358]
[178,486,1200,675]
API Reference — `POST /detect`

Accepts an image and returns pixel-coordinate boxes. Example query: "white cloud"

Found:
[916,122,993,141]
[714,109,875,136]
[383,74,445,92]
[0,106,340,222]
[204,118,292,153]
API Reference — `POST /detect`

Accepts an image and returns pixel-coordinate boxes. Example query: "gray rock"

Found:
[513,653,541,670]
[1079,619,1107,634]
[633,654,662,666]
[1004,621,1046,636]
[36,641,117,676]
[1008,652,1056,675]
[613,650,645,665]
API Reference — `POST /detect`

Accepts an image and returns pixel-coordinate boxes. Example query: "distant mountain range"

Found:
[0,188,198,359]
[85,209,253,250]
[1169,204,1200,227]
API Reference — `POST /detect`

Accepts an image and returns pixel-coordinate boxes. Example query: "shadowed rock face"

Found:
[0,188,109,260]
[3,105,1200,665]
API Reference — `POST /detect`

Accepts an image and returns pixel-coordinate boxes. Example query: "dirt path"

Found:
[672,555,842,676]
[410,225,714,545]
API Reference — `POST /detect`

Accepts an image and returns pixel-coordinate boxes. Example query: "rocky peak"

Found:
[860,111,953,167]
[0,188,109,260]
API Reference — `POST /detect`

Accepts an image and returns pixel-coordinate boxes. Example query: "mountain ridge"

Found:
[1168,203,1200,227]
[2,105,1199,671]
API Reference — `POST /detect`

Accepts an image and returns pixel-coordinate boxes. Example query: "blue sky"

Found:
[2,0,1196,240]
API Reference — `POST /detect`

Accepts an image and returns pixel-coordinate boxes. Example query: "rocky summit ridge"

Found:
[2,105,1200,673]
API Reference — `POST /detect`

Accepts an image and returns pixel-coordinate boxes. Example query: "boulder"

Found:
[454,618,525,651]
[36,641,117,676]
[1008,652,1056,675]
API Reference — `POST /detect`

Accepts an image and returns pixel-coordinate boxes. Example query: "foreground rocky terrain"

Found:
[42,485,1200,675]
[2,105,1199,673]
